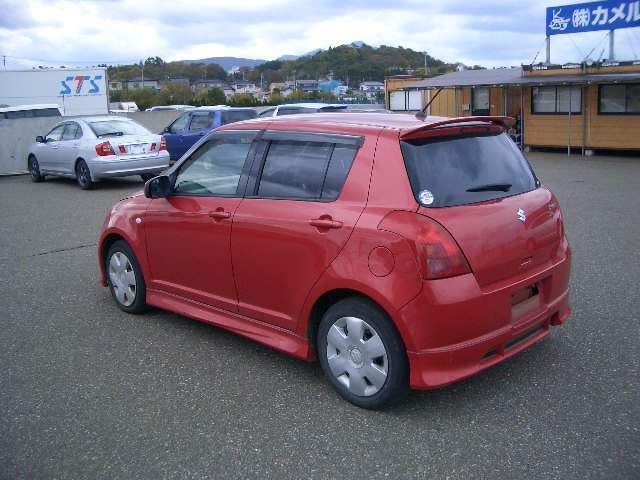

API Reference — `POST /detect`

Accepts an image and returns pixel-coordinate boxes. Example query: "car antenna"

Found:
[415,87,443,120]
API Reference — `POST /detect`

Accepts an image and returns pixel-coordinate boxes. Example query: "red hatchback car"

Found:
[98,113,571,409]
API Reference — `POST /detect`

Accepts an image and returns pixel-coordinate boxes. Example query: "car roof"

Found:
[193,106,256,111]
[71,115,140,123]
[222,113,514,138]
[278,103,346,109]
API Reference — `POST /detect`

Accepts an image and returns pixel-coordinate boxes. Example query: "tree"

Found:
[161,82,193,105]
[199,87,226,106]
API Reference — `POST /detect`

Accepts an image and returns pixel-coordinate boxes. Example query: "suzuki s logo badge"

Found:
[517,208,526,223]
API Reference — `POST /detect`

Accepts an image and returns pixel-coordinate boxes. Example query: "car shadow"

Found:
[44,176,144,191]
[97,288,564,414]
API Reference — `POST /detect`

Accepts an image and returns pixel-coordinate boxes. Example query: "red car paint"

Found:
[98,113,571,390]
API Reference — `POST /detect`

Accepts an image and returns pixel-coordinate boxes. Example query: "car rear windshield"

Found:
[400,132,538,208]
[221,110,257,125]
[89,120,150,137]
[319,106,348,112]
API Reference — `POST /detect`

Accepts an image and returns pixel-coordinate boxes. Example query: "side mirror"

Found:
[162,126,170,133]
[36,135,45,143]
[144,175,171,199]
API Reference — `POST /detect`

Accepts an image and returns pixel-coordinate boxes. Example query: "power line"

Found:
[0,54,143,65]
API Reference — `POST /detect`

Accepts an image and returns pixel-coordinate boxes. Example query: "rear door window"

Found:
[61,123,79,141]
[256,138,359,200]
[400,132,538,208]
[221,109,257,125]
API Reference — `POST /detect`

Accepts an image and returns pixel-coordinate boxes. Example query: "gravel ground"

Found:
[0,152,638,479]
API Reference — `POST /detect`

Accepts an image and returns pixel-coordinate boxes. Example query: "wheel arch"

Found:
[74,157,86,176]
[307,288,407,356]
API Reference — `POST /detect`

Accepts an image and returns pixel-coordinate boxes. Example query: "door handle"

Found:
[209,208,231,220]
[309,217,343,229]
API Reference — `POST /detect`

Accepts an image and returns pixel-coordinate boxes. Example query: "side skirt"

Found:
[146,289,313,361]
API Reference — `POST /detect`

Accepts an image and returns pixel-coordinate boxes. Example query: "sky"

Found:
[1,0,639,69]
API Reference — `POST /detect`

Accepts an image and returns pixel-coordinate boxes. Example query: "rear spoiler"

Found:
[400,116,515,141]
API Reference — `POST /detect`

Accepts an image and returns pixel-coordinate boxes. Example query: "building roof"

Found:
[407,67,640,88]
[125,77,159,82]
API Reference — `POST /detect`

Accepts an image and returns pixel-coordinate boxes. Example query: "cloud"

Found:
[1,0,638,69]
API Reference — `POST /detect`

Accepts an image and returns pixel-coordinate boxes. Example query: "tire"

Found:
[105,240,148,314]
[28,155,44,182]
[76,159,93,190]
[140,173,156,182]
[317,297,408,409]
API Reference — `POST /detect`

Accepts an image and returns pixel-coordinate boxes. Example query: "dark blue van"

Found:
[161,107,257,162]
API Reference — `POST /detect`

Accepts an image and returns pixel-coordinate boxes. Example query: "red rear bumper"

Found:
[398,252,571,390]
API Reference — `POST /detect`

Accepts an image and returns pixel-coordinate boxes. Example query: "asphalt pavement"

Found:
[0,152,638,479]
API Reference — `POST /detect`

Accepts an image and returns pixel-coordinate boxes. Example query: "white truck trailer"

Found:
[0,68,109,116]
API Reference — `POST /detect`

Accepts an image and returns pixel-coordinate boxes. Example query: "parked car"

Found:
[28,116,170,189]
[147,105,195,112]
[98,113,572,409]
[108,101,139,113]
[258,103,348,117]
[161,106,257,162]
[0,104,63,119]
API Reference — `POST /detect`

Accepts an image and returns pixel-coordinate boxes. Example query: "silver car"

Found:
[27,116,170,189]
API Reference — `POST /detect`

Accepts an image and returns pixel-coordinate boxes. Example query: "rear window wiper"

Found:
[97,131,124,138]
[466,183,512,193]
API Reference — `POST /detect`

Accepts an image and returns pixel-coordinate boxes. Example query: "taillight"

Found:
[159,137,167,151]
[378,211,471,280]
[95,141,115,156]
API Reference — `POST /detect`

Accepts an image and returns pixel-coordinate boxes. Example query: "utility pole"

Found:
[545,35,551,65]
[2,55,5,69]
[609,30,615,61]
[141,60,144,89]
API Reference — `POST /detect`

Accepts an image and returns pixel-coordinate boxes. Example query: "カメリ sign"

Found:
[546,0,640,35]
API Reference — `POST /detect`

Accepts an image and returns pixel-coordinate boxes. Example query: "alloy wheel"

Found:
[29,158,39,179]
[77,161,91,188]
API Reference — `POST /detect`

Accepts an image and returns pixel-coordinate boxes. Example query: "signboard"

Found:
[0,68,108,116]
[547,0,640,35]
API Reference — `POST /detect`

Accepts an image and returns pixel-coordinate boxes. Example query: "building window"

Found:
[599,84,640,114]
[532,86,581,114]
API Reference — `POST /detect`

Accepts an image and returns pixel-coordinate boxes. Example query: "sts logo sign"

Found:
[60,75,103,95]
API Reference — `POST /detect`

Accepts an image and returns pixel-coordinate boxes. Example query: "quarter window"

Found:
[599,84,640,114]
[532,86,581,114]
[173,132,256,196]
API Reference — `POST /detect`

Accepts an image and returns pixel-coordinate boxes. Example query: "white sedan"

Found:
[27,116,170,189]
[257,103,348,117]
